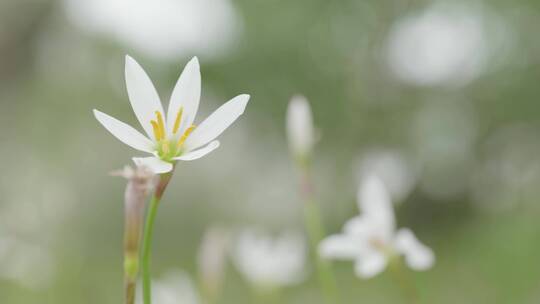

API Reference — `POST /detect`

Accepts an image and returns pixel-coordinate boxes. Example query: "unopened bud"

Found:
[286,95,315,161]
[112,165,155,304]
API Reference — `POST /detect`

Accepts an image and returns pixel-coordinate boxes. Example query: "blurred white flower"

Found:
[63,0,241,61]
[319,176,434,279]
[94,55,250,173]
[136,271,199,304]
[0,236,55,290]
[231,229,307,288]
[386,4,486,87]
[286,95,315,159]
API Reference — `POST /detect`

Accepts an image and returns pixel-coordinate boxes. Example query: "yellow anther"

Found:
[150,120,162,141]
[172,107,184,134]
[177,125,196,148]
[155,111,166,138]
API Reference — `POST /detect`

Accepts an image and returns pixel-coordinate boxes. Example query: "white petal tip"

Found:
[125,55,141,70]
[93,109,106,120]
[189,56,200,65]
[241,94,251,101]
[290,95,308,105]
[237,94,250,112]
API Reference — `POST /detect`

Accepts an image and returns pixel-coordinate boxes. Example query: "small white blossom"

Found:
[64,0,241,61]
[0,236,55,289]
[136,271,199,304]
[231,229,307,288]
[319,176,434,279]
[94,55,249,174]
[286,95,314,158]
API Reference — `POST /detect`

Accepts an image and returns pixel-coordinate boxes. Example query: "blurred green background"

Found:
[2,0,540,303]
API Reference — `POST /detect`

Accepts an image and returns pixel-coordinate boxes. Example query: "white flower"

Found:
[231,229,306,288]
[319,176,434,279]
[136,271,199,304]
[385,4,486,87]
[94,55,250,174]
[0,236,55,290]
[286,95,314,158]
[64,0,241,61]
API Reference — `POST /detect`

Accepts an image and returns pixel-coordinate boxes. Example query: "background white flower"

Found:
[231,229,307,288]
[93,55,249,173]
[136,271,199,304]
[63,0,242,61]
[385,3,487,87]
[319,176,434,279]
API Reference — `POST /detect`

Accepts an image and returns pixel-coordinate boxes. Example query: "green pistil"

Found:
[156,140,184,162]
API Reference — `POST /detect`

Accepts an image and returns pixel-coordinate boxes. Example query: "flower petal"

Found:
[358,175,395,240]
[319,234,366,260]
[132,157,173,174]
[394,228,435,271]
[354,249,387,279]
[93,109,154,153]
[125,55,165,139]
[184,94,250,151]
[343,216,376,237]
[166,57,201,135]
[173,141,220,161]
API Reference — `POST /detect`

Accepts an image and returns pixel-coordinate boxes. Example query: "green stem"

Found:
[298,159,340,304]
[303,198,340,304]
[141,173,172,304]
[389,257,419,304]
[125,280,136,304]
[252,285,282,304]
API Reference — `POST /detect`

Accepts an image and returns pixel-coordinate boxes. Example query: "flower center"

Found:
[150,108,196,161]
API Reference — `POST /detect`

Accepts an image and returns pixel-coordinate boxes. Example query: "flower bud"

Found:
[111,165,155,304]
[286,95,315,160]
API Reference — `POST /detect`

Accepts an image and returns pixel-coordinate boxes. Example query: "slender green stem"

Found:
[297,158,340,304]
[141,173,172,304]
[303,197,340,303]
[125,280,136,304]
[141,194,160,304]
[252,285,282,304]
[389,256,419,304]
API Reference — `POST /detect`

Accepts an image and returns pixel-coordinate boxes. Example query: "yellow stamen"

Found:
[155,111,166,139]
[177,125,196,148]
[172,107,184,134]
[150,120,161,141]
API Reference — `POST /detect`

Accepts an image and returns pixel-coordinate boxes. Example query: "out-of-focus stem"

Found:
[252,285,282,304]
[389,256,419,304]
[141,171,173,304]
[296,157,340,304]
[198,227,229,304]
